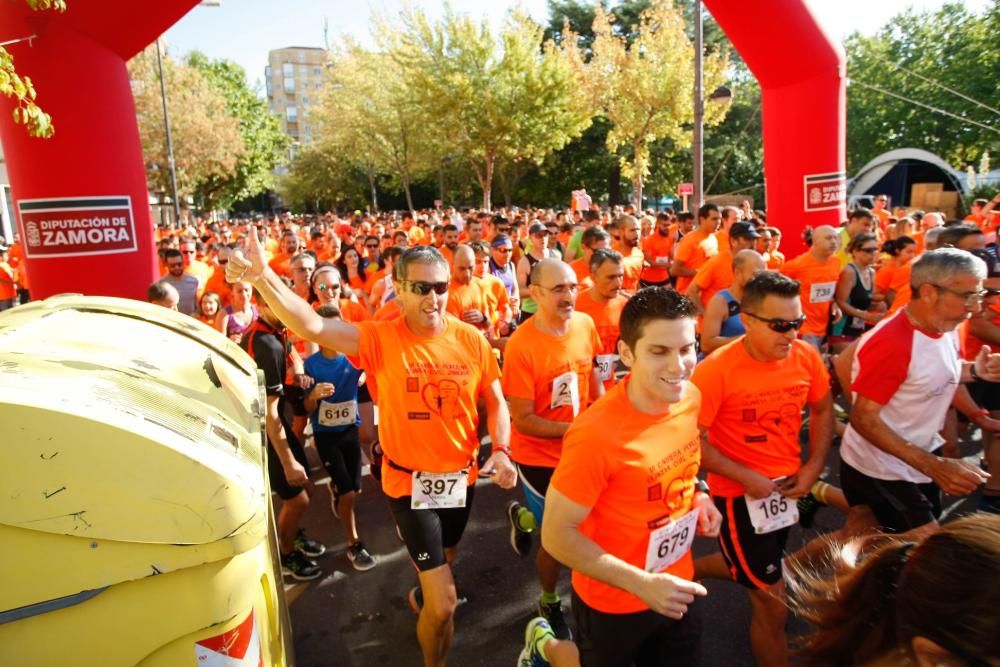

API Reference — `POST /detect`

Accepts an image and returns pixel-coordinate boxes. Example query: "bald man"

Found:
[445,245,491,332]
[781,225,843,350]
[501,258,603,640]
[701,249,767,354]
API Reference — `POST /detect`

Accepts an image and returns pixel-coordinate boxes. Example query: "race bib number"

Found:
[809,282,836,303]
[644,509,700,572]
[318,400,356,427]
[595,354,618,383]
[411,471,468,509]
[551,370,581,416]
[655,255,670,265]
[744,491,798,534]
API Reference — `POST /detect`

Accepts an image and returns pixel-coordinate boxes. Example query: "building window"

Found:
[313,67,322,76]
[284,77,295,93]
[282,63,294,76]
[286,106,297,122]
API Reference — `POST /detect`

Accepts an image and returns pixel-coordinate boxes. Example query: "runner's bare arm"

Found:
[700,293,736,354]
[542,486,706,620]
[266,394,307,486]
[481,379,516,489]
[698,428,777,499]
[508,396,571,439]
[852,395,988,495]
[783,391,833,498]
[670,260,696,278]
[228,228,361,355]
[685,281,705,314]
[589,366,604,400]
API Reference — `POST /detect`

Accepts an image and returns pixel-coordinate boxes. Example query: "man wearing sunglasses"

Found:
[227,236,516,667]
[841,248,999,539]
[691,271,834,667]
[781,225,842,351]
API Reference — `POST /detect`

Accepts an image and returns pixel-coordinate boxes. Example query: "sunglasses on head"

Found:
[744,311,806,333]
[403,280,449,296]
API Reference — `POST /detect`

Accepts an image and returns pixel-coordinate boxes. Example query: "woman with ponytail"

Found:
[790,513,1000,666]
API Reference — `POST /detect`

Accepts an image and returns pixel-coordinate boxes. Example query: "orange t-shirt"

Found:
[502,312,602,468]
[356,316,501,499]
[780,252,841,336]
[0,261,16,300]
[479,273,511,328]
[445,277,491,330]
[640,232,674,284]
[574,289,627,389]
[203,267,233,307]
[552,377,702,614]
[888,262,913,314]
[339,298,370,323]
[269,254,293,279]
[874,261,896,297]
[692,250,733,308]
[965,300,1000,357]
[570,257,591,285]
[673,229,717,295]
[621,254,643,293]
[692,338,829,497]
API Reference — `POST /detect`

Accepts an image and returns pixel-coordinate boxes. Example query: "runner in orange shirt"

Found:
[569,226,611,289]
[202,243,235,307]
[613,214,645,294]
[502,258,603,641]
[765,227,785,270]
[0,243,18,310]
[688,222,760,314]
[268,230,299,279]
[227,239,516,667]
[536,287,720,667]
[692,270,834,667]
[471,241,514,338]
[780,225,842,349]
[640,212,675,287]
[444,246,490,333]
[671,203,721,296]
[574,249,628,390]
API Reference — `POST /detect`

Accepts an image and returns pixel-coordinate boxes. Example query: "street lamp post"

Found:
[692,1,732,209]
[154,38,181,228]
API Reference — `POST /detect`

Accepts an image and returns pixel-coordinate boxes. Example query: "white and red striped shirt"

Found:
[842,310,961,483]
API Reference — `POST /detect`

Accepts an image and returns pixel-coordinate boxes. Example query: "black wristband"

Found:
[695,479,711,495]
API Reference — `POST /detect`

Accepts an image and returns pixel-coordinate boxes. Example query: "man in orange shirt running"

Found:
[780,225,842,350]
[227,239,516,667]
[537,288,721,667]
[687,222,760,314]
[640,212,675,288]
[692,270,834,667]
[503,258,603,641]
[671,204,721,296]
[445,246,490,333]
[613,214,645,294]
[575,249,628,390]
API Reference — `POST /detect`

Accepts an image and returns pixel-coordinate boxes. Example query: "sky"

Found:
[164,0,990,92]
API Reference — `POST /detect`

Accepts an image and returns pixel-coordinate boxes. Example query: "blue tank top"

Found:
[718,289,746,338]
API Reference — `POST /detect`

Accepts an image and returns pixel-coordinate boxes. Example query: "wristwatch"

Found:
[695,479,711,495]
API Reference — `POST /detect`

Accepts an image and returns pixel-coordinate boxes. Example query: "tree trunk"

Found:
[367,169,379,213]
[402,173,415,213]
[634,173,643,210]
[482,150,495,211]
[608,163,622,207]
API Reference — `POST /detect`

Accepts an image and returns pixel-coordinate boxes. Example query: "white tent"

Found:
[848,147,969,210]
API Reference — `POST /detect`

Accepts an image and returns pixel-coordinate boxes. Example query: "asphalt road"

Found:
[283,432,986,667]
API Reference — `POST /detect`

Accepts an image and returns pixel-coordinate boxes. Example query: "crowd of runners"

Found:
[5,196,1000,666]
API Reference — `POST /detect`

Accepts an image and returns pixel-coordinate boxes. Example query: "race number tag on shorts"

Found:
[809,282,836,303]
[551,370,581,416]
[644,509,700,572]
[850,316,868,330]
[410,471,468,509]
[595,354,618,383]
[655,255,670,265]
[318,400,356,427]
[744,490,798,534]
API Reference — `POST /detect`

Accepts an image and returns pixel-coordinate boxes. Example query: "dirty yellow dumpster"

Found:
[0,295,293,666]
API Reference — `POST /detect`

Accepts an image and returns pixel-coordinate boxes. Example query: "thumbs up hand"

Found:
[227,226,267,284]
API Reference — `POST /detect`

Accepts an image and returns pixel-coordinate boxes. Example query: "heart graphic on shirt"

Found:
[421,380,461,419]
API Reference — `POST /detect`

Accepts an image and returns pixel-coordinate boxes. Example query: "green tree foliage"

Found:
[845,2,1000,173]
[0,0,65,138]
[129,45,244,208]
[277,145,369,212]
[382,7,594,209]
[186,52,290,210]
[582,0,730,206]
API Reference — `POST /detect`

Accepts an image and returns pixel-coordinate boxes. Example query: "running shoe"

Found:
[281,550,322,581]
[346,541,376,571]
[294,529,326,558]
[507,500,534,557]
[797,493,822,529]
[538,599,572,641]
[517,617,554,666]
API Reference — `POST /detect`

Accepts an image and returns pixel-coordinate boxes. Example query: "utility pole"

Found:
[155,38,181,227]
[692,0,704,210]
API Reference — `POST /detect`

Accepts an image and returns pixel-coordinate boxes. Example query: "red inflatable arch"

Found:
[0,0,199,301]
[704,0,846,255]
[0,0,843,299]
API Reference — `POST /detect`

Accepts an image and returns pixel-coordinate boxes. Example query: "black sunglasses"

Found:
[403,280,449,296]
[744,312,806,333]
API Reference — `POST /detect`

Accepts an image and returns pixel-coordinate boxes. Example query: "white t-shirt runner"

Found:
[841,310,962,483]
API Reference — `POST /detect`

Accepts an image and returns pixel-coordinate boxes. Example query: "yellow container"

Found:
[0,295,292,666]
